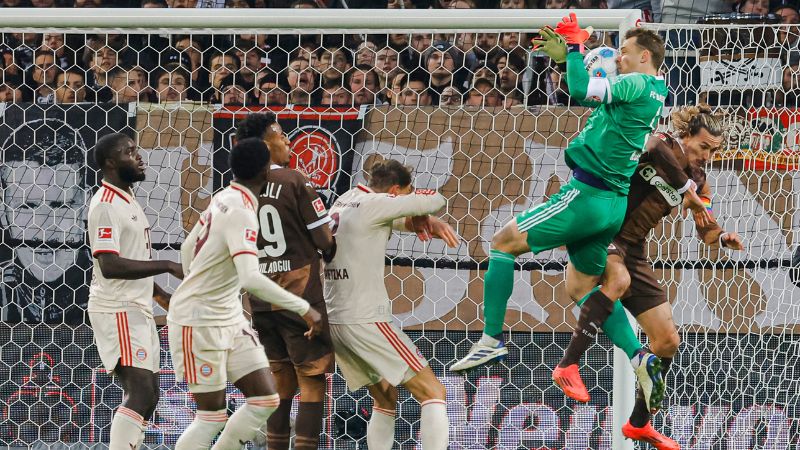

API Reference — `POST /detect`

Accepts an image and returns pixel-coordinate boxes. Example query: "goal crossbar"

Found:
[0,7,642,34]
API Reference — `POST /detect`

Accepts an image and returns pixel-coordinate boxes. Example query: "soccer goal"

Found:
[0,7,797,450]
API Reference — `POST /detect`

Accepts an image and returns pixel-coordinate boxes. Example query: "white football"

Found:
[584,46,619,79]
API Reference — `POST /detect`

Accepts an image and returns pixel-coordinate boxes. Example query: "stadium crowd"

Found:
[1,0,799,109]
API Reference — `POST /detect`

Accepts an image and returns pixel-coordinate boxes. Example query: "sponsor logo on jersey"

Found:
[324,268,349,280]
[97,227,113,241]
[288,126,341,191]
[136,348,147,361]
[414,188,437,196]
[312,198,326,217]
[638,164,682,206]
[200,364,213,377]
[244,228,258,244]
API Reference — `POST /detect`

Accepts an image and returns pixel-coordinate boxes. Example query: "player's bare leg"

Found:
[403,367,449,449]
[212,368,280,450]
[110,365,158,450]
[295,373,327,450]
[175,388,228,450]
[366,380,398,450]
[450,220,529,372]
[266,362,297,450]
[622,303,680,450]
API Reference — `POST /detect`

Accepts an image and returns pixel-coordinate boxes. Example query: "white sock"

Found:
[211,394,279,450]
[420,399,449,450]
[175,410,228,450]
[110,406,146,450]
[367,406,396,450]
[478,333,501,347]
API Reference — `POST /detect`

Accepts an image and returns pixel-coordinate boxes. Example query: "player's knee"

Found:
[490,225,523,255]
[603,266,630,300]
[652,329,680,357]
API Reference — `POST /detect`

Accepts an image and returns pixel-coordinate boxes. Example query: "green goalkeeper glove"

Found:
[531,27,567,64]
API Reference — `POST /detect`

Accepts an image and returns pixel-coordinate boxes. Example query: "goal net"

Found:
[0,8,797,449]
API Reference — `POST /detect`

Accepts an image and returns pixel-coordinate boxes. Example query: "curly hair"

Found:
[670,103,727,139]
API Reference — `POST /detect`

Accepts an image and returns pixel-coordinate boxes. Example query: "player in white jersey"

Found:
[325,159,459,450]
[87,133,184,450]
[168,137,323,450]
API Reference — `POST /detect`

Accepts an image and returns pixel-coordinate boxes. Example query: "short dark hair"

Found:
[235,112,278,141]
[56,68,85,84]
[207,51,241,70]
[402,69,430,89]
[230,137,271,181]
[368,159,412,190]
[94,132,132,169]
[141,0,167,5]
[625,28,665,70]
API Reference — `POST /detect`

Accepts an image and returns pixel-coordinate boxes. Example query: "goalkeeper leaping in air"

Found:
[451,16,686,413]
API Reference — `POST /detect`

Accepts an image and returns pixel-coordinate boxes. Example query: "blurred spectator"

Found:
[607,0,654,22]
[355,40,378,66]
[472,62,498,86]
[207,51,241,100]
[347,64,380,105]
[397,69,432,106]
[737,0,769,14]
[317,46,353,85]
[233,39,264,85]
[27,49,59,104]
[779,54,800,106]
[40,34,73,70]
[495,51,525,96]
[31,0,54,6]
[448,0,475,7]
[385,70,405,105]
[439,85,462,106]
[659,0,736,23]
[291,0,317,7]
[167,0,198,6]
[319,78,353,106]
[256,72,289,105]
[0,77,23,102]
[375,47,399,87]
[107,65,150,103]
[142,0,168,5]
[154,66,191,102]
[504,89,524,107]
[541,0,567,6]
[474,33,498,63]
[286,55,317,105]
[74,0,103,6]
[388,34,409,51]
[54,69,87,104]
[218,74,252,105]
[174,35,206,90]
[499,32,521,52]
[226,0,253,5]
[387,0,414,7]
[1,0,26,5]
[86,45,119,89]
[498,0,527,7]
[466,78,502,107]
[422,41,463,98]
[773,2,800,48]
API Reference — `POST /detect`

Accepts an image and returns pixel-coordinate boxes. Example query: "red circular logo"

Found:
[136,348,147,361]
[288,126,340,190]
[200,364,213,377]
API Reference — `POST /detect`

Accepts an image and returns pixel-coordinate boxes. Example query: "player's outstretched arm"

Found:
[233,252,322,338]
[370,189,447,225]
[402,215,460,248]
[96,253,183,280]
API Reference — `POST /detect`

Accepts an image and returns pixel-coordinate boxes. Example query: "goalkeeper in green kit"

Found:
[451,16,672,411]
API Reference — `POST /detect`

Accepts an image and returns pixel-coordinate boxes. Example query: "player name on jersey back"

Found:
[324,184,446,324]
[252,166,330,310]
[87,182,154,315]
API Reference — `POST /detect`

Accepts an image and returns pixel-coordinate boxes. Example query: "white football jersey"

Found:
[88,181,154,315]
[324,184,446,324]
[168,182,261,327]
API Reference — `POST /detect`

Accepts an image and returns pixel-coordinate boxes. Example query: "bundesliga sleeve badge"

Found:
[97,227,113,241]
[312,198,327,217]
[244,228,258,246]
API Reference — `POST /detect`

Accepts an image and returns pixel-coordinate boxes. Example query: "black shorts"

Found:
[252,305,335,377]
[607,239,668,317]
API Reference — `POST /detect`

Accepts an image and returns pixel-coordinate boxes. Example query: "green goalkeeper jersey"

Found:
[563,51,668,195]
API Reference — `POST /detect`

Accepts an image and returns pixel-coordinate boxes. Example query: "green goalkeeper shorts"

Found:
[515,178,627,276]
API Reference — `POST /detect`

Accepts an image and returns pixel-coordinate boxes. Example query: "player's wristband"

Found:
[567,43,584,54]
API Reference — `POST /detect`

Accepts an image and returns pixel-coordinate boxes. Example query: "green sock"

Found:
[577,287,642,359]
[482,249,516,337]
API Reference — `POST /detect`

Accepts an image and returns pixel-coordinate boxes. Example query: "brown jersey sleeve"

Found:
[645,133,692,192]
[693,178,725,246]
[295,178,334,252]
